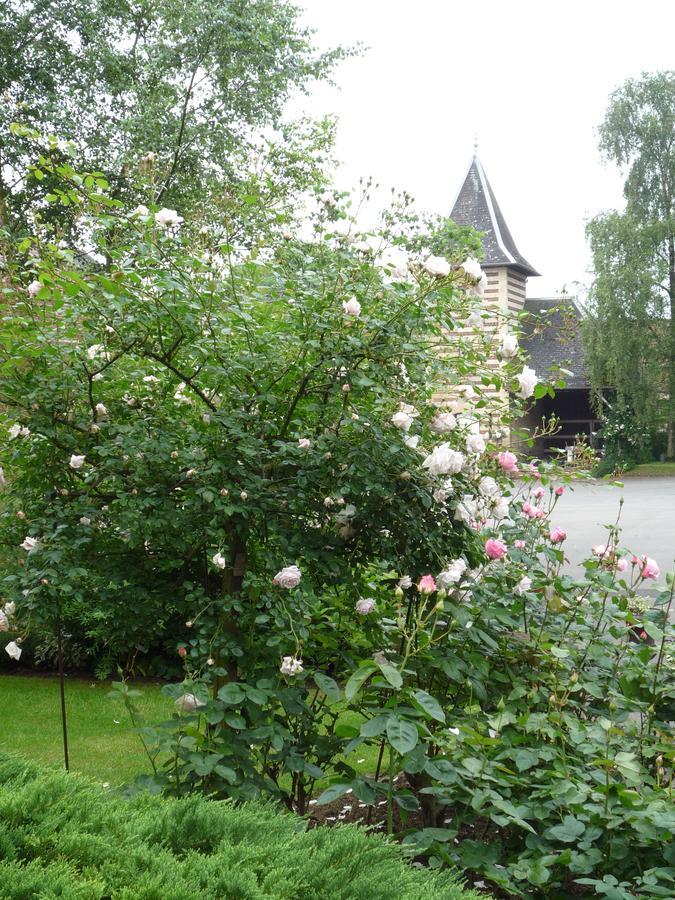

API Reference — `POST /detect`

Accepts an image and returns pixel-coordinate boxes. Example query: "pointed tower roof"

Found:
[450,155,540,277]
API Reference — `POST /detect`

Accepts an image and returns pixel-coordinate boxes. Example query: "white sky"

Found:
[291,0,675,298]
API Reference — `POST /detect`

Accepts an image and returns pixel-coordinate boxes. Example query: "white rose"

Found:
[516,366,538,399]
[175,693,206,713]
[398,575,412,590]
[422,443,464,476]
[514,575,532,596]
[95,403,108,417]
[20,536,38,552]
[342,297,361,317]
[391,411,413,432]
[212,552,226,569]
[454,495,479,525]
[467,309,482,327]
[86,344,105,360]
[154,208,184,227]
[437,558,467,589]
[355,597,376,615]
[143,375,160,383]
[499,333,519,358]
[27,280,42,297]
[0,611,8,633]
[273,565,302,589]
[465,432,486,455]
[4,601,16,617]
[5,640,21,660]
[280,656,304,676]
[493,496,510,520]
[478,476,499,498]
[8,424,21,439]
[297,438,311,450]
[433,477,454,503]
[430,412,457,434]
[379,247,409,281]
[404,434,420,449]
[69,454,85,470]
[131,204,150,217]
[461,257,483,279]
[424,255,451,277]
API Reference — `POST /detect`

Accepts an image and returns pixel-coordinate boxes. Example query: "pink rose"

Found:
[555,486,564,496]
[533,487,545,499]
[616,558,628,573]
[522,502,545,520]
[514,539,526,549]
[485,538,507,560]
[529,464,541,480]
[497,451,518,475]
[549,527,566,544]
[178,646,187,658]
[640,557,660,580]
[298,438,311,450]
[418,574,437,594]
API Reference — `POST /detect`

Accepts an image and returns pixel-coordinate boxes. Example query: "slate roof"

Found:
[450,156,540,277]
[520,298,590,389]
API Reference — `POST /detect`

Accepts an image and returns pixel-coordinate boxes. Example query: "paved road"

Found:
[553,477,675,584]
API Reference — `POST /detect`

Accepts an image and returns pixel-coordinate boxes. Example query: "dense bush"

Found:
[1,138,673,898]
[0,753,477,899]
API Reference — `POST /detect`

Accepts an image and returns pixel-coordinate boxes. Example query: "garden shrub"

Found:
[0,753,478,899]
[1,135,673,898]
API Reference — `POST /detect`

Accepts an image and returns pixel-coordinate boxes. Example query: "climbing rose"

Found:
[398,575,412,590]
[391,410,413,432]
[478,476,499,498]
[424,255,451,277]
[514,539,526,549]
[461,257,482,279]
[212,552,226,569]
[342,297,361,317]
[466,431,486,455]
[641,557,660,580]
[69,454,85,470]
[429,412,457,433]
[4,641,21,660]
[533,486,545,499]
[616,558,629,573]
[175,693,205,713]
[20,536,37,552]
[422,443,464,476]
[485,538,507,560]
[297,438,310,450]
[131,204,149,216]
[0,611,7,632]
[3,602,15,617]
[437,558,467,588]
[555,486,565,496]
[280,656,304,676]
[404,434,420,449]
[550,527,567,543]
[493,496,510,520]
[514,575,532,596]
[155,208,183,227]
[95,403,108,417]
[27,280,42,297]
[418,574,437,594]
[522,502,545,520]
[516,366,538,399]
[499,333,519,358]
[355,597,376,615]
[273,565,302,589]
[497,451,518,474]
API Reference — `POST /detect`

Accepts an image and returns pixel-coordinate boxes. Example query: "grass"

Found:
[0,674,382,787]
[0,673,172,785]
[626,461,675,476]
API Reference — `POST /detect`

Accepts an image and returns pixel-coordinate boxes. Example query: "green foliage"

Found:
[0,753,478,899]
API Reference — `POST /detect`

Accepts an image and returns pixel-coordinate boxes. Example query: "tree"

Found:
[584,71,675,458]
[0,0,346,236]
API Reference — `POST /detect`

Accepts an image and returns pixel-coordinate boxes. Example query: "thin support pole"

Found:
[56,611,69,771]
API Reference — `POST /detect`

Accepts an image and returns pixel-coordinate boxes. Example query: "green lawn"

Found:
[0,674,172,785]
[0,674,380,787]
[626,461,675,476]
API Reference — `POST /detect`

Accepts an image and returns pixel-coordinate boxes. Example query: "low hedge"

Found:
[0,754,480,899]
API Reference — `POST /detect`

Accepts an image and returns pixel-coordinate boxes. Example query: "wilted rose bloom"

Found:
[95,403,108,417]
[514,575,532,596]
[212,552,226,569]
[514,539,526,549]
[461,257,483,279]
[20,536,37,552]
[424,255,451,277]
[641,557,660,580]
[555,486,565,496]
[418,574,437,594]
[485,538,507,560]
[0,611,8,632]
[499,333,519,358]
[342,297,361,317]
[437,558,467,589]
[549,527,566,543]
[175,693,205,713]
[391,410,413,432]
[155,208,184,227]
[280,656,304,676]
[398,575,412,590]
[516,366,538,399]
[4,601,15,617]
[429,412,457,433]
[69,454,85,470]
[298,438,311,450]
[497,451,518,474]
[5,640,21,660]
[355,597,376,615]
[273,565,302,589]
[466,432,486,455]
[592,543,612,558]
[478,476,499,498]
[422,443,464,476]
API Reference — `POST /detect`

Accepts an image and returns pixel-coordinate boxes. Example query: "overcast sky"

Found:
[291,0,675,298]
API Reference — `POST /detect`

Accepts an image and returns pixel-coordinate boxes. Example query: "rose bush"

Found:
[1,137,673,897]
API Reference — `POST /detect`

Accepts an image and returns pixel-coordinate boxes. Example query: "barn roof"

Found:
[520,298,590,389]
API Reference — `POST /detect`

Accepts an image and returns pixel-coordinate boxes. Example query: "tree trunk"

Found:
[668,238,675,459]
[213,524,246,696]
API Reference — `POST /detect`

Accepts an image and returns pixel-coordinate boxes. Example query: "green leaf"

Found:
[547,815,586,842]
[360,714,389,737]
[345,662,377,700]
[314,672,340,702]
[377,664,402,689]
[386,717,418,754]
[393,792,420,811]
[412,689,445,722]
[315,782,351,805]
[217,683,245,705]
